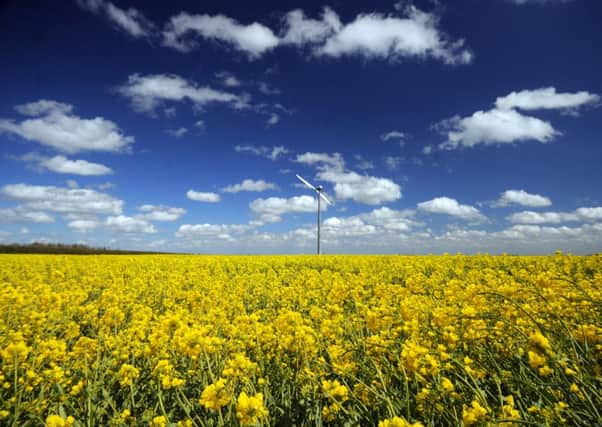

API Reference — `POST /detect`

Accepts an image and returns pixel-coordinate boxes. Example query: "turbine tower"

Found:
[296,174,332,254]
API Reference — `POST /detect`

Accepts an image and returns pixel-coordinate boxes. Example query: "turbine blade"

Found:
[319,192,333,205]
[296,174,317,191]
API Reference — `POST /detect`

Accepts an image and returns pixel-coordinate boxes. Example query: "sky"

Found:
[1,0,602,254]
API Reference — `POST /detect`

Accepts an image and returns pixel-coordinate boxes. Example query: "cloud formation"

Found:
[0,183,123,215]
[0,100,134,154]
[418,197,486,222]
[493,189,552,208]
[117,74,248,114]
[437,87,599,149]
[186,190,221,203]
[77,0,154,38]
[222,179,277,193]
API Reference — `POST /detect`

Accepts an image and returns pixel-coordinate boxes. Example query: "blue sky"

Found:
[1,0,601,254]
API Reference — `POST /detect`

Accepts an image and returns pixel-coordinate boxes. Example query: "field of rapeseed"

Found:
[0,254,601,427]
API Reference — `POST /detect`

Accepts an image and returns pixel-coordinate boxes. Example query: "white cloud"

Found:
[575,207,602,221]
[106,215,157,233]
[280,7,341,45]
[507,210,578,224]
[235,144,290,160]
[1,183,123,215]
[0,100,134,154]
[40,155,113,176]
[222,179,277,193]
[296,151,401,205]
[495,87,599,113]
[14,100,73,116]
[104,2,154,37]
[418,197,486,221]
[0,207,54,223]
[175,223,249,240]
[384,156,401,171]
[266,113,280,127]
[317,169,401,205]
[78,0,154,38]
[507,206,602,224]
[437,87,599,150]
[186,190,221,203]
[98,182,114,190]
[295,152,344,169]
[162,12,279,58]
[315,5,472,64]
[438,108,558,149]
[257,82,281,95]
[354,155,374,170]
[137,204,186,221]
[380,130,407,142]
[117,74,247,114]
[161,5,471,65]
[67,219,100,232]
[250,195,318,223]
[166,127,188,138]
[493,189,552,208]
[12,152,112,176]
[215,71,241,87]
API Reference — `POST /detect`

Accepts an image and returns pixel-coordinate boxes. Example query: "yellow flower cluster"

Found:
[0,253,600,426]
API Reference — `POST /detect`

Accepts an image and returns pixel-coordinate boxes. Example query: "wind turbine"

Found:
[296,174,333,254]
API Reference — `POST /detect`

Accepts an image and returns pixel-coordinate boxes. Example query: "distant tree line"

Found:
[0,242,171,254]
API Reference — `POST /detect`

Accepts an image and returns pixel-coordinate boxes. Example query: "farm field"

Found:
[0,254,601,427]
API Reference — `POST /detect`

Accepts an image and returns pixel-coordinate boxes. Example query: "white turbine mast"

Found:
[296,174,333,254]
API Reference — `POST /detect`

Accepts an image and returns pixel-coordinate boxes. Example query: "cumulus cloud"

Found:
[78,0,154,38]
[106,215,156,233]
[1,183,123,215]
[418,197,486,222]
[437,87,599,149]
[162,12,279,58]
[296,151,401,205]
[0,207,54,223]
[13,153,113,176]
[508,207,602,224]
[41,155,113,176]
[295,152,345,169]
[493,189,552,208]
[117,74,248,114]
[0,100,134,154]
[186,190,221,203]
[67,219,100,232]
[137,204,186,221]
[175,223,250,241]
[235,144,289,160]
[250,195,318,223]
[162,4,471,65]
[575,207,602,221]
[222,179,277,193]
[283,5,472,64]
[507,210,578,224]
[280,7,341,45]
[495,87,599,113]
[438,108,558,149]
